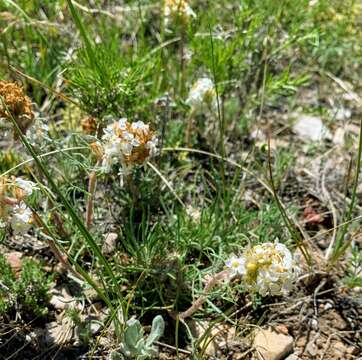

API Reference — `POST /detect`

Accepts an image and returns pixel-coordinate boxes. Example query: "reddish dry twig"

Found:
[32,210,82,280]
[178,270,229,320]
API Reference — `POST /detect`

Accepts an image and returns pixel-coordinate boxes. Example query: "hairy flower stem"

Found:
[125,173,139,202]
[32,210,82,280]
[178,270,229,320]
[185,111,194,146]
[86,162,99,229]
[49,204,70,239]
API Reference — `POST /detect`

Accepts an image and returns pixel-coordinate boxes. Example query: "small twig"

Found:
[154,341,191,355]
[72,0,116,18]
[319,333,334,360]
[157,93,170,166]
[50,208,70,239]
[324,71,362,105]
[313,278,327,318]
[147,161,185,207]
[178,270,229,320]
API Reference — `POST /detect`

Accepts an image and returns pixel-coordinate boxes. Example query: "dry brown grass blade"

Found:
[162,146,273,195]
[147,161,185,208]
[8,65,80,107]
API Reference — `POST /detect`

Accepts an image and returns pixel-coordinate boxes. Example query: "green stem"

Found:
[208,24,226,196]
[332,115,362,260]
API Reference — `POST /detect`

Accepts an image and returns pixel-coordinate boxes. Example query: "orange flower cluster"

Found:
[101,118,158,173]
[114,120,157,165]
[0,80,34,134]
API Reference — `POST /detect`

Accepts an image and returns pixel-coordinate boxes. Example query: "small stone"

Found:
[306,341,318,357]
[296,336,306,348]
[102,232,118,255]
[292,114,331,141]
[285,354,301,360]
[310,318,318,330]
[333,128,345,145]
[332,106,351,121]
[275,324,289,335]
[253,329,293,360]
[5,252,23,275]
[84,287,101,302]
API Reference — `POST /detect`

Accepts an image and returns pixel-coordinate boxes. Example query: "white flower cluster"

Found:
[164,0,196,26]
[0,177,36,234]
[10,202,33,234]
[186,78,217,113]
[101,118,158,177]
[226,242,300,296]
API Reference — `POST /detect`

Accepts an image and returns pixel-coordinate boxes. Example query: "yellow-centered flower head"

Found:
[226,241,300,296]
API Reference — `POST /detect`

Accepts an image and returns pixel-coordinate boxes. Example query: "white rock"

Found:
[333,127,345,145]
[253,329,293,360]
[292,114,331,141]
[333,107,351,121]
[285,354,301,360]
[305,341,318,357]
[102,232,118,255]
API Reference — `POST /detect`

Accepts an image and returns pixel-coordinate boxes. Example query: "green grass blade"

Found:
[66,0,103,79]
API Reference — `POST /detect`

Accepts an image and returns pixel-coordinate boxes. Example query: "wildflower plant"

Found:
[1,0,361,357]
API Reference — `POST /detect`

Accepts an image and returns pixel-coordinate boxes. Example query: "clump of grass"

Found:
[344,245,362,289]
[65,43,154,120]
